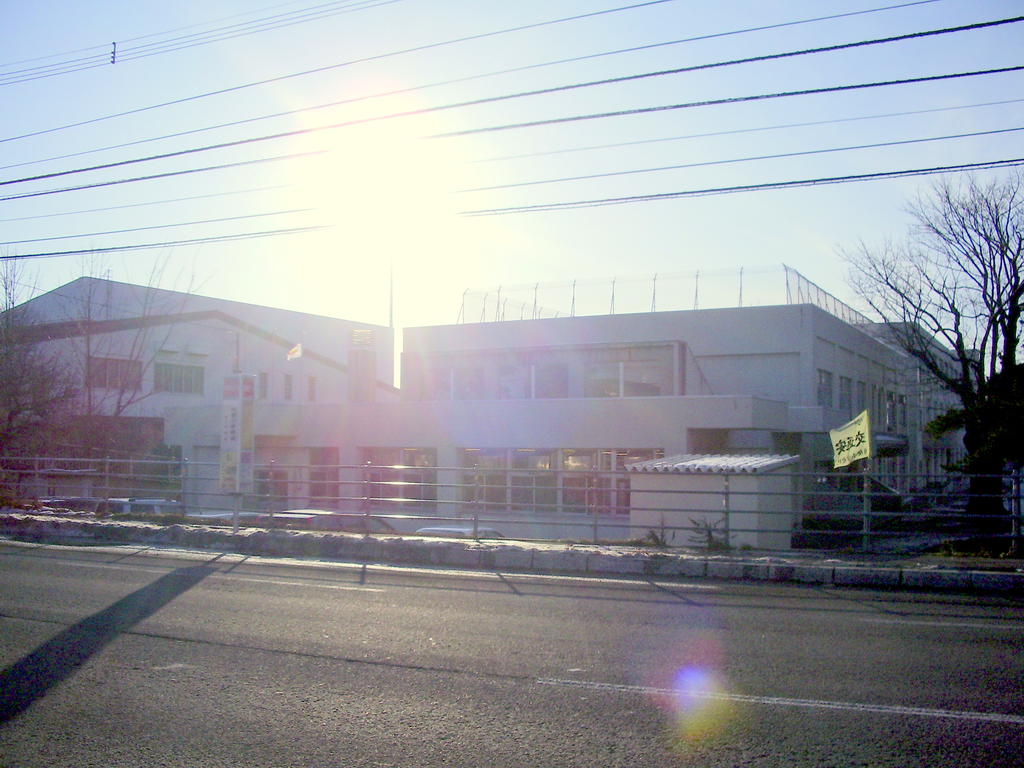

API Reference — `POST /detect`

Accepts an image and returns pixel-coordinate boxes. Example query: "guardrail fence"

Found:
[2,456,1021,554]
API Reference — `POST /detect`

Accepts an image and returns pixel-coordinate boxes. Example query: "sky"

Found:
[2,0,1022,333]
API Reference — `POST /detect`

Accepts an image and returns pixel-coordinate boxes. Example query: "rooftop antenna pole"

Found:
[570,280,577,317]
[457,289,468,324]
[610,278,616,315]
[651,273,657,312]
[532,283,538,319]
[738,266,744,307]
[495,286,502,322]
[693,270,700,310]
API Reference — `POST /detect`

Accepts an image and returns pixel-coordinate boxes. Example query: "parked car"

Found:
[415,526,505,539]
[264,509,398,534]
[106,498,185,517]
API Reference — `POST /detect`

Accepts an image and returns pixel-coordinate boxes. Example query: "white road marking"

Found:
[860,617,1024,631]
[15,557,382,592]
[222,575,382,592]
[536,678,1024,725]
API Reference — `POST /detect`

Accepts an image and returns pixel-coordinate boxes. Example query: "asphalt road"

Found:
[1,540,1022,768]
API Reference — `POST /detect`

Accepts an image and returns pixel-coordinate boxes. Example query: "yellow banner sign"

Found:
[830,410,873,468]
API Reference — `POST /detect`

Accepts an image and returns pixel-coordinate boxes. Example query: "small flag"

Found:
[286,342,302,361]
[830,410,873,468]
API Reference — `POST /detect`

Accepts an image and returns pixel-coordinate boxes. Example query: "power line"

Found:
[0,186,287,224]
[474,98,1024,163]
[0,209,314,246]
[0,0,958,173]
[1,227,329,261]
[461,126,1024,192]
[0,0,678,145]
[0,0,399,86]
[461,158,1024,215]
[434,65,1024,138]
[0,0,363,68]
[3,19,1018,190]
[0,151,322,202]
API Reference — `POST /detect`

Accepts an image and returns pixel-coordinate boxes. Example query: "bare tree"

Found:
[44,260,195,457]
[0,263,76,456]
[845,171,1024,512]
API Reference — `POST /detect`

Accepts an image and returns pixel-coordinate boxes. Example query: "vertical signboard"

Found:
[830,409,873,469]
[220,375,255,493]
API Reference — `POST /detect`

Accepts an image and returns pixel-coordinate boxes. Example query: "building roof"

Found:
[12,309,399,394]
[627,454,800,474]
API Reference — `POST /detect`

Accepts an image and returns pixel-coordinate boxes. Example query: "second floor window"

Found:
[154,362,204,394]
[838,376,852,415]
[87,356,142,390]
[816,369,833,408]
[284,374,293,400]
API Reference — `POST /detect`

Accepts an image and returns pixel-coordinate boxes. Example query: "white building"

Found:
[12,273,963,531]
[16,277,395,466]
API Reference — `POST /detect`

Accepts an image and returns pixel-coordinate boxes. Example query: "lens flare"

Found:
[665,665,735,743]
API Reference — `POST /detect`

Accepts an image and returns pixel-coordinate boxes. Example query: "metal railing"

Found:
[2,456,1021,553]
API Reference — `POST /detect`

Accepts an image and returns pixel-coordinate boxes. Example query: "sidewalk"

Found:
[2,510,1022,594]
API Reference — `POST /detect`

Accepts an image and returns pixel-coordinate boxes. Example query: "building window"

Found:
[497,365,530,399]
[284,374,293,400]
[856,381,867,412]
[534,362,568,398]
[308,376,317,402]
[454,366,484,400]
[898,394,907,428]
[584,362,620,397]
[816,369,833,408]
[258,371,268,399]
[87,356,142,390]
[838,376,852,415]
[622,359,669,396]
[153,362,203,394]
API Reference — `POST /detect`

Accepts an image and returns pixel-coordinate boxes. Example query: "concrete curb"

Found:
[2,512,1022,594]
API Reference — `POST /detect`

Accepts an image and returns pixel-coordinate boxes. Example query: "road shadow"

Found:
[0,563,213,725]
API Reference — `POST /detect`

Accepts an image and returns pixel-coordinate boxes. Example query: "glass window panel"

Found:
[454,366,484,400]
[623,360,669,396]
[534,362,568,398]
[498,365,530,399]
[584,362,619,397]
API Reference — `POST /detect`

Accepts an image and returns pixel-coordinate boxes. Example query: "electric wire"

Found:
[0,0,360,67]
[0,0,399,86]
[461,157,1024,216]
[0,0,954,174]
[2,18,1019,190]
[0,209,315,246]
[0,227,329,261]
[0,0,370,69]
[461,126,1024,192]
[0,151,323,202]
[474,98,1024,162]
[0,186,287,224]
[433,64,1024,138]
[0,0,678,145]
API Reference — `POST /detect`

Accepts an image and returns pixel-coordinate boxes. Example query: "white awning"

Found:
[627,453,800,474]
